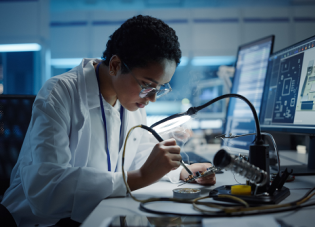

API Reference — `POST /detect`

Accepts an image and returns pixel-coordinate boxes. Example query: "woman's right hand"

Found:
[141,138,182,182]
[127,139,181,190]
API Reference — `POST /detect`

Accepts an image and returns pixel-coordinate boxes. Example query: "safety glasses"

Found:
[123,62,172,99]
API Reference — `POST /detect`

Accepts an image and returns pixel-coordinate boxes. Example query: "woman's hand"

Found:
[128,139,181,191]
[180,163,216,185]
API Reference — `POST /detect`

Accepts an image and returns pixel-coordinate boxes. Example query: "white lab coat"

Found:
[1,59,182,226]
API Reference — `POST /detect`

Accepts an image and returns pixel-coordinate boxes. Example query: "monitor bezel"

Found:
[259,35,315,136]
[236,35,275,59]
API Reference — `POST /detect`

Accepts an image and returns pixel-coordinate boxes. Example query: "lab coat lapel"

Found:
[115,107,130,172]
[117,108,144,171]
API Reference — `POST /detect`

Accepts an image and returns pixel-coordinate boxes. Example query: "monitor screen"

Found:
[222,35,275,154]
[260,35,315,135]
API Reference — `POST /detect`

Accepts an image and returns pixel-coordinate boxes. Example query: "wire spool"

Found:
[173,188,201,199]
[231,185,251,195]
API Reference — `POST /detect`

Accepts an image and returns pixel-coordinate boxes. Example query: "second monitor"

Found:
[222,35,275,155]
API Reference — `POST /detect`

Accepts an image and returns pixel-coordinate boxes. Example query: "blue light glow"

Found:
[191,56,236,66]
[0,43,41,52]
[50,58,83,68]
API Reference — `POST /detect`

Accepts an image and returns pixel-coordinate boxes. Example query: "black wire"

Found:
[288,187,315,206]
[140,201,315,217]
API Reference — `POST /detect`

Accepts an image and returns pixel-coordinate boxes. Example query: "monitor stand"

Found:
[280,136,315,176]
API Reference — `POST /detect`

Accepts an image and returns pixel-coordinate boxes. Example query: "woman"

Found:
[1,15,216,226]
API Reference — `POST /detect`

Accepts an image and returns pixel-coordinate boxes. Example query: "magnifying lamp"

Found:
[151,94,262,142]
[150,93,270,193]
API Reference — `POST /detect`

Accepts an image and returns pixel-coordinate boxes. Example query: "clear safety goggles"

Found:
[123,63,172,99]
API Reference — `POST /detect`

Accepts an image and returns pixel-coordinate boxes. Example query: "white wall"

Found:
[1,3,315,78]
[0,0,50,88]
[49,6,315,60]
[0,0,49,45]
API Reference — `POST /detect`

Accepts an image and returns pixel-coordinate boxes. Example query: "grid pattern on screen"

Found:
[260,35,315,134]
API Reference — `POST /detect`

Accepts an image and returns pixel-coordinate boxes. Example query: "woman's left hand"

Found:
[180,163,216,185]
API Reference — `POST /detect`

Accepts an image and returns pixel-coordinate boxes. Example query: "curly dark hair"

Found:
[102,15,182,73]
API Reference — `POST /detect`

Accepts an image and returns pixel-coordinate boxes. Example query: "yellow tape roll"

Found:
[231,185,251,195]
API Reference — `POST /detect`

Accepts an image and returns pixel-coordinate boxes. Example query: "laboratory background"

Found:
[1,0,314,146]
[1,0,315,172]
[1,0,315,226]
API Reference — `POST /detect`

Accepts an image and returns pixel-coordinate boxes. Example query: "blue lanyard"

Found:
[95,62,124,172]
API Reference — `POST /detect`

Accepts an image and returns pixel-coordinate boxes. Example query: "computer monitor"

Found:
[222,35,275,155]
[260,35,315,175]
[0,95,36,195]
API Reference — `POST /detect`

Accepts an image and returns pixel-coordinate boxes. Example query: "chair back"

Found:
[0,95,36,199]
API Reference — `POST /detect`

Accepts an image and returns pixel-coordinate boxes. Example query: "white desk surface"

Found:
[81,147,315,227]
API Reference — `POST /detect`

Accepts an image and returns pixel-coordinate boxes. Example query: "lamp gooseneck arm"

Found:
[190,94,263,144]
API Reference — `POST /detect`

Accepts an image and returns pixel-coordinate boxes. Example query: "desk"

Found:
[81,149,315,227]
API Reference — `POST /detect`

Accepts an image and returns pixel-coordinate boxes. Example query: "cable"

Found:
[232,172,242,185]
[262,132,280,174]
[140,200,315,217]
[192,195,250,214]
[192,188,315,214]
[139,188,315,217]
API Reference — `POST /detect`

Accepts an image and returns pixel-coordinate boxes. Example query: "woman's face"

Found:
[112,58,177,111]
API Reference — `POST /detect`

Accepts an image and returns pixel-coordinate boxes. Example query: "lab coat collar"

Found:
[83,58,121,113]
[83,58,102,110]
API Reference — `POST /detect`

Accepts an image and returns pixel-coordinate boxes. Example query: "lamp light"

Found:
[150,113,191,134]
